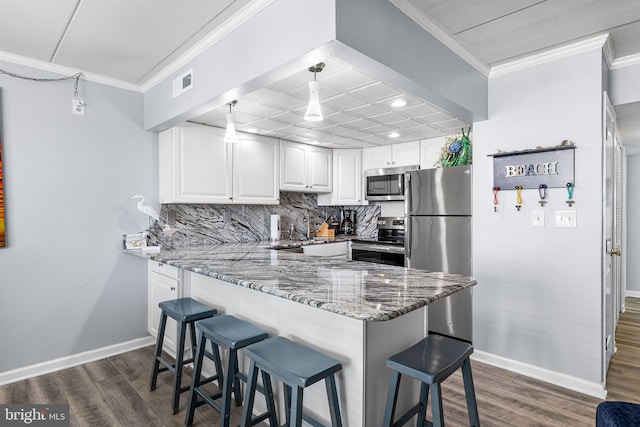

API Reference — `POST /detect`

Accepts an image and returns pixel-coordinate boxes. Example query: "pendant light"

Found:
[224,100,239,143]
[304,63,325,122]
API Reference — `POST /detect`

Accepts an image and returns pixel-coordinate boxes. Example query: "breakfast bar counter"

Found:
[128,242,476,426]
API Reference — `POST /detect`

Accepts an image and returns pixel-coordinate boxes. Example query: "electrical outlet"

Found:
[72,99,85,116]
[531,210,544,227]
[554,210,577,228]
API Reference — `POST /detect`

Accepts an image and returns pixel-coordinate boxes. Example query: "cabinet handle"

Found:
[170,286,176,291]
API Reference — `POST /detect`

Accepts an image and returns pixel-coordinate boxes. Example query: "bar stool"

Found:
[596,401,640,426]
[185,315,276,427]
[241,336,343,427]
[149,297,218,415]
[383,334,480,427]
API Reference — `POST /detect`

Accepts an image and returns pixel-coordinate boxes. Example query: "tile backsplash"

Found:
[148,192,380,248]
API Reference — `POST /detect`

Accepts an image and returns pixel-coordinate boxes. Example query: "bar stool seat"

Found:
[596,401,640,426]
[185,315,275,427]
[383,334,480,427]
[241,336,343,427]
[149,297,217,415]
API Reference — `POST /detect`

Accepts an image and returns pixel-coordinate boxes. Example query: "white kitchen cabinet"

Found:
[303,241,349,256]
[159,123,279,205]
[362,140,420,170]
[318,149,366,206]
[148,260,180,357]
[233,133,280,204]
[280,141,332,193]
[420,137,446,169]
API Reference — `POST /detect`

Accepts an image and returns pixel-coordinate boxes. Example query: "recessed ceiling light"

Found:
[390,99,407,108]
[245,128,258,133]
[389,131,400,138]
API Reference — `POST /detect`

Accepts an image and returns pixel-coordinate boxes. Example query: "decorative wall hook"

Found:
[515,185,523,211]
[538,184,547,207]
[566,182,575,207]
[493,187,500,212]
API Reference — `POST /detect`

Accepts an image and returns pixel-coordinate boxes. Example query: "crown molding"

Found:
[490,34,610,78]
[611,52,640,70]
[389,0,490,77]
[139,0,274,93]
[0,50,141,92]
[603,36,615,67]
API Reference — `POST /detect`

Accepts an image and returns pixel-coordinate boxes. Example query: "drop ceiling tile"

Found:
[431,118,470,131]
[350,82,403,102]
[272,124,313,136]
[0,0,79,61]
[322,94,367,111]
[334,129,370,139]
[289,83,341,103]
[368,111,408,124]
[54,0,242,83]
[321,69,377,93]
[236,102,283,118]
[263,93,308,110]
[271,110,306,124]
[345,103,388,118]
[402,103,441,117]
[319,124,360,135]
[417,111,455,124]
[233,110,266,124]
[387,118,425,129]
[250,118,290,131]
[323,111,361,124]
[357,134,393,145]
[406,125,446,139]
[267,73,311,93]
[341,118,379,129]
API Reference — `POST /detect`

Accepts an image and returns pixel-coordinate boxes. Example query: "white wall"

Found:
[472,48,605,386]
[0,62,157,373]
[626,154,640,295]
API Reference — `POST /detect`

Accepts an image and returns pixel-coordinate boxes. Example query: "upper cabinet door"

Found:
[332,149,363,205]
[391,140,420,167]
[307,146,332,192]
[362,145,393,170]
[280,141,332,193]
[280,141,308,191]
[159,124,232,204]
[233,133,279,204]
[362,141,420,170]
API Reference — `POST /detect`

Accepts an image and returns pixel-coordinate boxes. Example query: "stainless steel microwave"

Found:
[365,165,419,201]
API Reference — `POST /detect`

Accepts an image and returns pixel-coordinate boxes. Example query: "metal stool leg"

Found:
[149,311,168,391]
[462,359,480,427]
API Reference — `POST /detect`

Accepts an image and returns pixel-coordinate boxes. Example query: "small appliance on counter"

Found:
[339,209,357,235]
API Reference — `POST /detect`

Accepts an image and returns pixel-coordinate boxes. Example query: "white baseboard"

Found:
[0,336,156,386]
[472,350,607,399]
[625,290,640,298]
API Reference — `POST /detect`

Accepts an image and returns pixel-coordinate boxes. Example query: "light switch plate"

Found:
[554,210,577,227]
[532,210,544,227]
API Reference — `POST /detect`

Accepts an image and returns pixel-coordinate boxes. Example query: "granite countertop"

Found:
[128,241,476,322]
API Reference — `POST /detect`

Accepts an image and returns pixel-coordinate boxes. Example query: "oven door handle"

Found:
[351,243,406,255]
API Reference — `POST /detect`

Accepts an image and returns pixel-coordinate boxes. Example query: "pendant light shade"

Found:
[224,100,239,143]
[304,81,323,121]
[304,63,325,122]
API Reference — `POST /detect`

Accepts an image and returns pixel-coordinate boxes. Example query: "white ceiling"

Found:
[1,0,640,147]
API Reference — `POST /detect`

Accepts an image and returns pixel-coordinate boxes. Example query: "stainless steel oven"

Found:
[350,217,406,267]
[364,165,419,201]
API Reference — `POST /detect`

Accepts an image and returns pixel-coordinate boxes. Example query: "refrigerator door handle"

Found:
[405,172,412,216]
[405,217,412,261]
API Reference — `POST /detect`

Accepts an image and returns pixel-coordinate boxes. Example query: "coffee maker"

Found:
[339,209,357,235]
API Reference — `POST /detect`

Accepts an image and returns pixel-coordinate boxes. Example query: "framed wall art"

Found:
[0,135,4,247]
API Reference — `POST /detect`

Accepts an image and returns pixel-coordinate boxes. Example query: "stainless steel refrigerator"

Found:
[405,164,473,342]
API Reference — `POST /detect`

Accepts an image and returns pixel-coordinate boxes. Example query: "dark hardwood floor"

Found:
[2,298,639,426]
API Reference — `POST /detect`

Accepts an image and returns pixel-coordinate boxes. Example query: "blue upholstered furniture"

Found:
[149,297,217,414]
[241,336,343,427]
[383,334,480,427]
[184,314,274,427]
[596,401,640,426]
